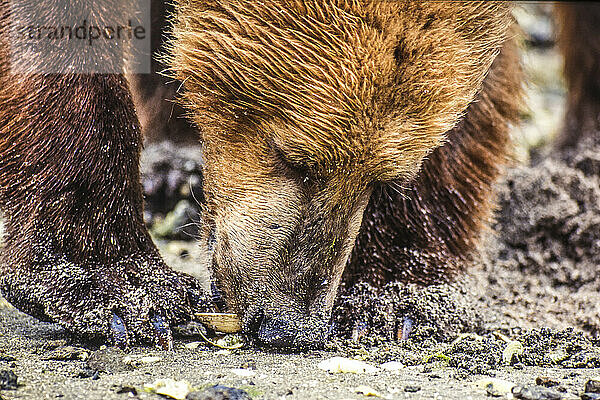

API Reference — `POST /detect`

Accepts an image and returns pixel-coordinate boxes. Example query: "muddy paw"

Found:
[335,281,481,343]
[0,253,214,349]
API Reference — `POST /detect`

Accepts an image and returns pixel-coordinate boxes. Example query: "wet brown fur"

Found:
[345,31,523,288]
[168,0,520,331]
[0,1,596,347]
[0,0,212,343]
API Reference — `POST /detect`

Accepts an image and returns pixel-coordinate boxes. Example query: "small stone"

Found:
[404,386,421,393]
[116,386,138,395]
[139,356,162,364]
[42,346,89,361]
[186,385,251,400]
[355,385,381,397]
[536,377,559,387]
[503,340,524,364]
[0,370,18,390]
[86,347,132,374]
[380,361,403,371]
[586,379,600,394]
[144,378,192,400]
[42,339,68,350]
[317,357,379,374]
[75,367,100,380]
[215,334,244,348]
[184,342,202,350]
[512,385,562,400]
[474,378,516,396]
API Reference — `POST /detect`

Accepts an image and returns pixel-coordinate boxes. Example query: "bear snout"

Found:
[245,309,331,350]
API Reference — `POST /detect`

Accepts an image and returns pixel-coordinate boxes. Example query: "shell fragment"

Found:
[194,313,242,333]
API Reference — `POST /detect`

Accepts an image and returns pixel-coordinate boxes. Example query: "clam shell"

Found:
[194,313,242,333]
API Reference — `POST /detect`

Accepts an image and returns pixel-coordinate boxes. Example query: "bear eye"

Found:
[272,145,312,181]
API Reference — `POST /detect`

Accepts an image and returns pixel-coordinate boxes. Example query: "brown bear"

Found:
[0,1,595,350]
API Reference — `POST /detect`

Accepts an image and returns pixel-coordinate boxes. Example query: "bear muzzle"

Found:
[243,307,332,351]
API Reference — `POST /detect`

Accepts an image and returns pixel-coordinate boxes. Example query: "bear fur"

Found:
[167,1,521,346]
[0,1,594,349]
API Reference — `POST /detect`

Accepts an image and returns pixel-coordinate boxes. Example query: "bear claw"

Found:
[398,316,414,341]
[111,313,129,349]
[150,314,173,351]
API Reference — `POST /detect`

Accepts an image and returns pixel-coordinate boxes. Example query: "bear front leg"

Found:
[0,72,214,349]
[341,36,523,341]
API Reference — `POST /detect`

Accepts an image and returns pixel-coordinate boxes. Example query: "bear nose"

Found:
[256,314,329,350]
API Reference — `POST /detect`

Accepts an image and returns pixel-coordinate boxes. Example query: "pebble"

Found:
[141,356,163,363]
[355,385,381,397]
[503,341,524,364]
[115,386,138,395]
[404,386,421,393]
[473,378,516,396]
[86,347,132,374]
[122,355,162,365]
[586,379,600,394]
[380,361,403,372]
[42,346,88,361]
[0,370,18,390]
[184,342,203,350]
[318,357,380,374]
[536,376,559,387]
[512,385,562,400]
[186,385,251,400]
[144,378,192,400]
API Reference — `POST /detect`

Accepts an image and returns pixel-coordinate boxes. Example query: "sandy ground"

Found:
[1,299,599,400]
[1,4,600,400]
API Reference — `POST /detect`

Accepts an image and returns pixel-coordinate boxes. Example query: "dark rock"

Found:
[536,376,559,387]
[486,385,503,398]
[116,386,138,395]
[41,340,68,350]
[582,393,600,400]
[404,386,421,393]
[586,379,600,394]
[141,142,204,241]
[86,347,132,374]
[173,321,209,338]
[0,370,18,390]
[512,385,562,400]
[76,368,100,380]
[186,385,251,400]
